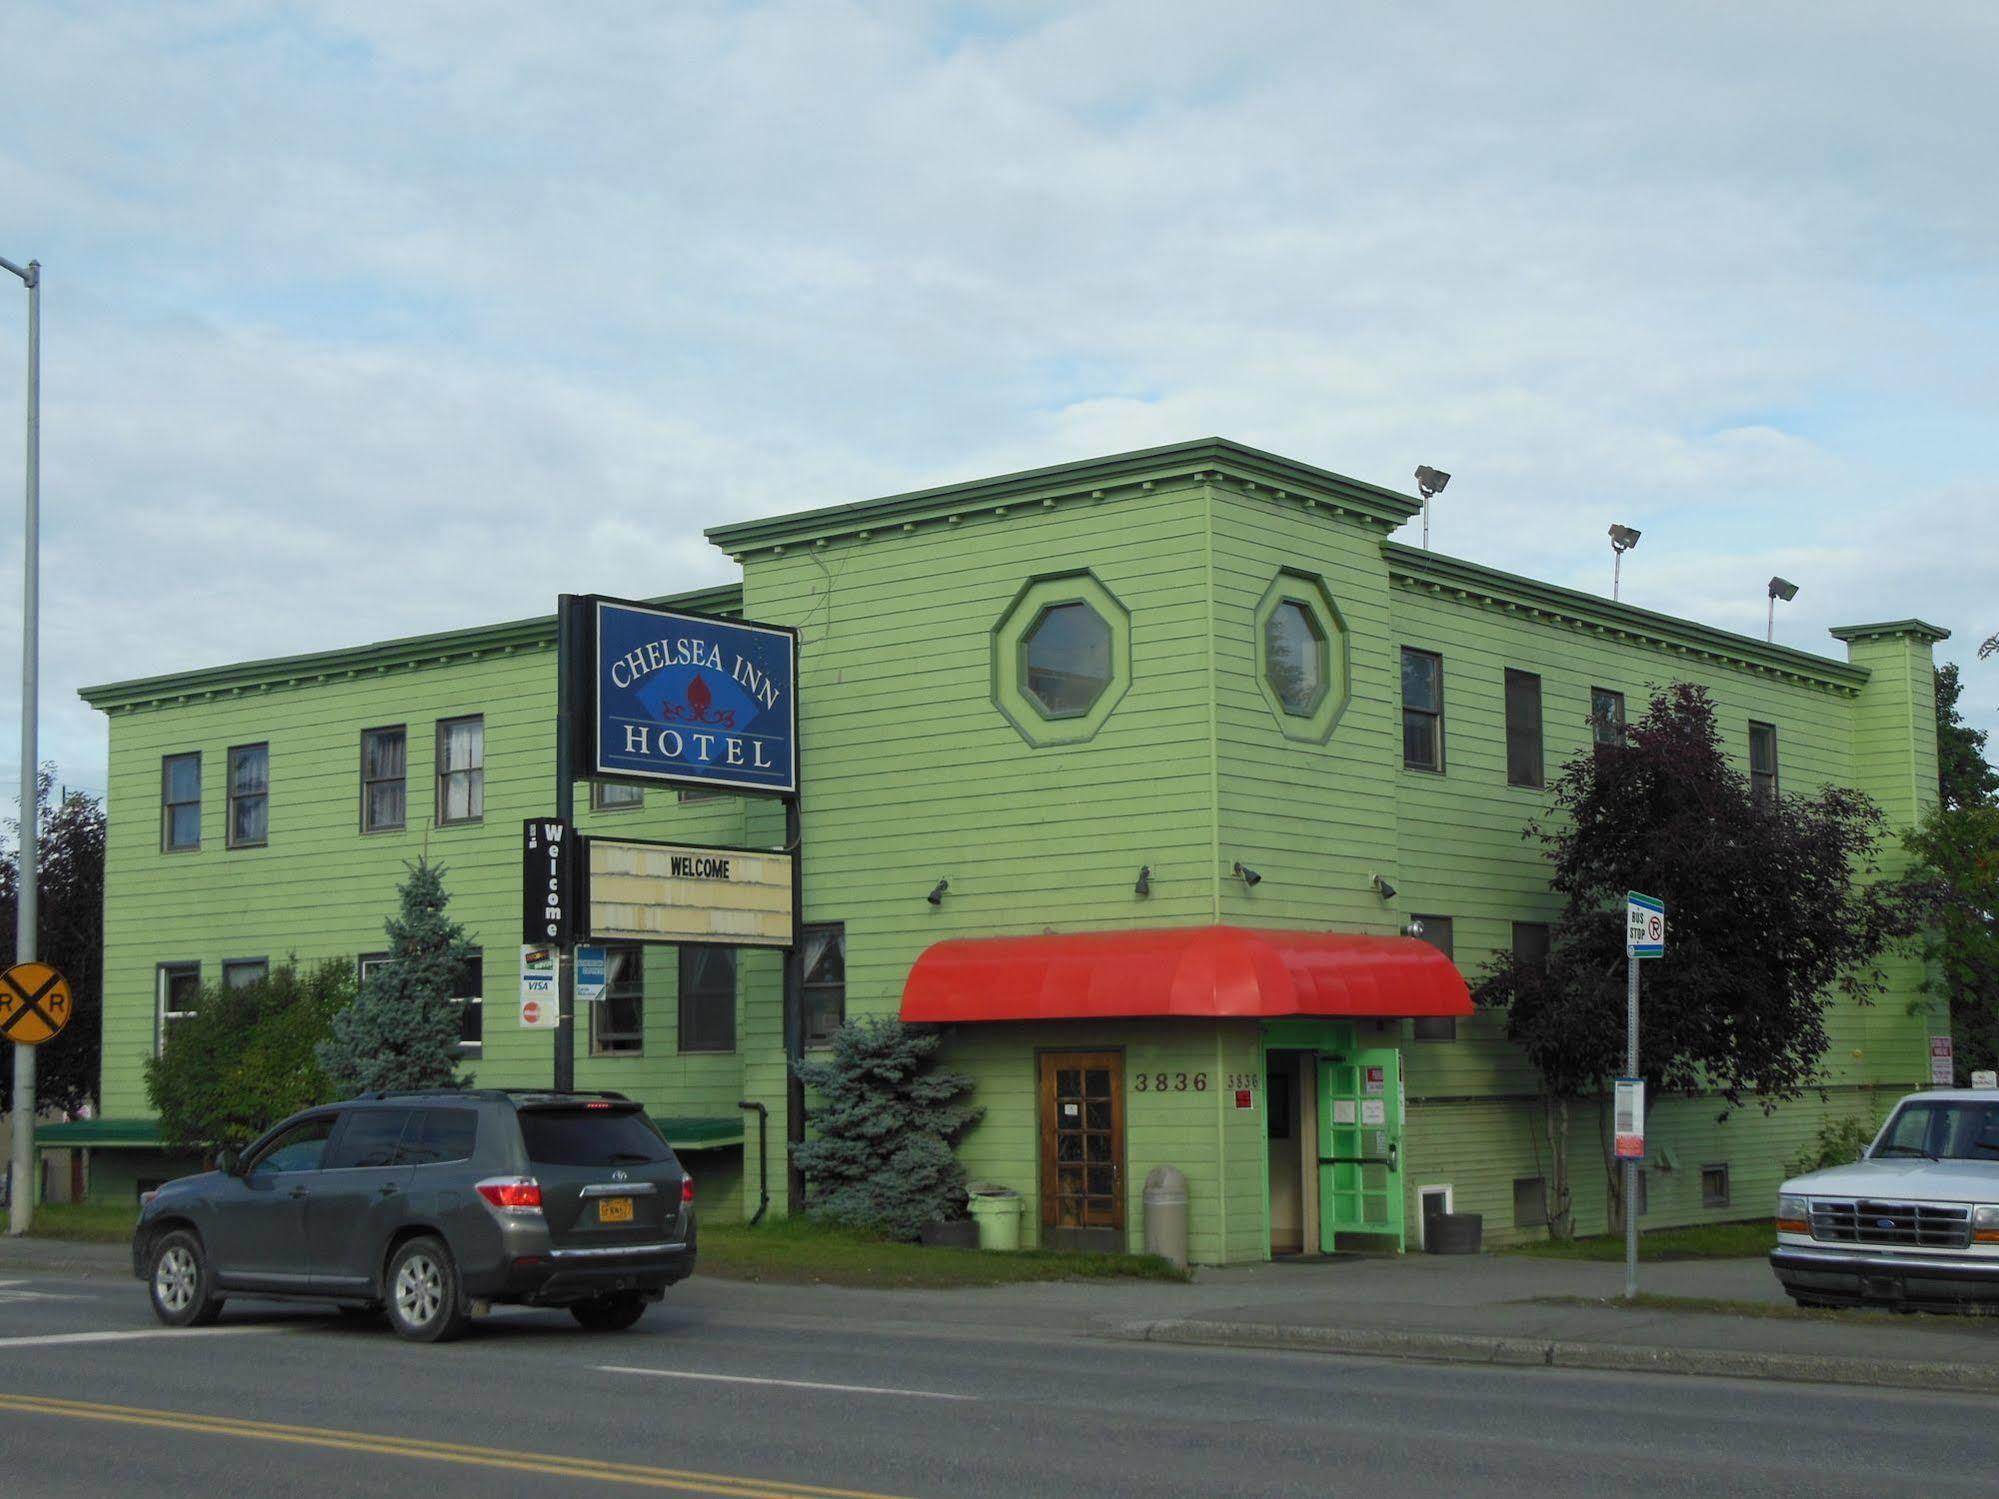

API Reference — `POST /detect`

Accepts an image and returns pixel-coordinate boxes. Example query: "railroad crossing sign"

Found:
[0,962,73,1046]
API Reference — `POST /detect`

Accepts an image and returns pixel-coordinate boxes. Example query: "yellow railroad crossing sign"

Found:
[0,961,72,1046]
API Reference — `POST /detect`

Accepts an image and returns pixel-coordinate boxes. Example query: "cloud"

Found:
[0,0,1994,807]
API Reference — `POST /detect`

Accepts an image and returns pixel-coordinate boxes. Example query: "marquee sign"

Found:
[585,838,795,949]
[570,596,798,797]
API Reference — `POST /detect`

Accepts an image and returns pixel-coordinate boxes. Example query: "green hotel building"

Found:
[67,440,1947,1263]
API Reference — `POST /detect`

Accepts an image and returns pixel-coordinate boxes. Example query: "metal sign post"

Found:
[1622,892,1665,1299]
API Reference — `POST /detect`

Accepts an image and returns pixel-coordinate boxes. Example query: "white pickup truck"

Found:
[1771,1089,1999,1310]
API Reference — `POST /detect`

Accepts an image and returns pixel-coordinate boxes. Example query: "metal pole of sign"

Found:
[553,595,577,1094]
[1624,949,1639,1301]
[783,795,805,1214]
[2,255,40,1236]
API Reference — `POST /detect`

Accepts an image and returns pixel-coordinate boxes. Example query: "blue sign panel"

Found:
[587,598,797,796]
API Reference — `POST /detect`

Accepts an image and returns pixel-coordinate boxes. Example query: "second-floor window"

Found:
[1591,688,1627,747]
[1504,669,1543,788]
[1749,722,1779,806]
[593,782,644,811]
[161,752,201,851]
[222,958,268,990]
[437,716,484,825]
[362,726,407,832]
[1401,649,1445,771]
[227,743,269,848]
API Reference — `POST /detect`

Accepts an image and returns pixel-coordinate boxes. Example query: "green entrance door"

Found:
[1318,1043,1404,1249]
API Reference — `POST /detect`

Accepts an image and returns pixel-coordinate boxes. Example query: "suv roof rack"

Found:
[350,1087,635,1104]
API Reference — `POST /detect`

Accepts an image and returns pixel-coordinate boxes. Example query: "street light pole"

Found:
[0,254,40,1236]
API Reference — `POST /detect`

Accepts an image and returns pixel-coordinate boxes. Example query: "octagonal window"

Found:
[1264,600,1328,715]
[1022,602,1112,717]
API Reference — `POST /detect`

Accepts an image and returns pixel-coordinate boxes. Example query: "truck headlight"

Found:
[1974,1205,1999,1245]
[1777,1194,1810,1235]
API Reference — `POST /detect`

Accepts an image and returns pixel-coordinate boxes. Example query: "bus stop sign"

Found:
[1626,892,1665,959]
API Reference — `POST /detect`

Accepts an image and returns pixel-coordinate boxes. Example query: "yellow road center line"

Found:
[0,1394,916,1499]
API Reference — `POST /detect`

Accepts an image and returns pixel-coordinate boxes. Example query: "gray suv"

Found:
[132,1089,696,1342]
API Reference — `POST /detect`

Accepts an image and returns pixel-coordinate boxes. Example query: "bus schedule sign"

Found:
[569,596,797,797]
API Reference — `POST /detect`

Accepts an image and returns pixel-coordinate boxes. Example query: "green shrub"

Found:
[144,959,351,1150]
[791,1017,983,1241]
[1786,1113,1881,1178]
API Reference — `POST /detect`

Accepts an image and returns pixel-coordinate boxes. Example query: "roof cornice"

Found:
[1384,542,1870,694]
[81,583,745,714]
[704,438,1423,556]
[1827,619,1952,645]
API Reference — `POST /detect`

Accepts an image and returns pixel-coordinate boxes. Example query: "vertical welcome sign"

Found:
[567,596,798,797]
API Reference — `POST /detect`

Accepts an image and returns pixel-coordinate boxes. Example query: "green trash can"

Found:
[967,1185,1022,1251]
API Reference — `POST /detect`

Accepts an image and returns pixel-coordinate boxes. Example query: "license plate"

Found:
[597,1197,634,1224]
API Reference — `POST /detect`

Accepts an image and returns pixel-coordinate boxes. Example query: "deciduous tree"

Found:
[1476,684,1907,1237]
[1,768,105,1116]
[144,960,350,1150]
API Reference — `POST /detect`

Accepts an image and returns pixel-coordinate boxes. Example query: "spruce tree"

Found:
[791,1017,983,1241]
[318,860,475,1095]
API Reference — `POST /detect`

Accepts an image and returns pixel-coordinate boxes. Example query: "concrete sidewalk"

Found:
[11,1232,1997,1395]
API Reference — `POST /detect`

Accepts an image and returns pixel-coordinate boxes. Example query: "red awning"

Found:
[900,925,1471,1024]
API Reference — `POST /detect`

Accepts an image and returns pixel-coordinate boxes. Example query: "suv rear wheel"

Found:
[570,1292,649,1332]
[148,1229,224,1328]
[385,1236,470,1343]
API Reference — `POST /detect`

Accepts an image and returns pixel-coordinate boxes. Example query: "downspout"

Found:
[738,1100,770,1225]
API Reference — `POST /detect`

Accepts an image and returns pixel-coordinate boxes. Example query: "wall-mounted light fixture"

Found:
[1766,576,1799,641]
[1414,465,1451,551]
[1233,861,1262,888]
[1370,873,1398,902]
[1608,524,1641,600]
[1134,866,1151,898]
[926,879,950,906]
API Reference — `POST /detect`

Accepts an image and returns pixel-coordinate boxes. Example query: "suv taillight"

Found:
[682,1176,695,1205]
[476,1176,543,1214]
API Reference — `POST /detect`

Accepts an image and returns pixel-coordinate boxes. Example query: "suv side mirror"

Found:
[214,1145,242,1176]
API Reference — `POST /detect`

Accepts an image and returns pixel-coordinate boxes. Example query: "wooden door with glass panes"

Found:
[1039,1052,1126,1240]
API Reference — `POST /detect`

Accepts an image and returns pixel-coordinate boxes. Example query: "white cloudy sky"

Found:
[0,0,1994,807]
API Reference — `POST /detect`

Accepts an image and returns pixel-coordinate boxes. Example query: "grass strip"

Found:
[696,1218,1188,1289]
[1499,1219,1776,1261]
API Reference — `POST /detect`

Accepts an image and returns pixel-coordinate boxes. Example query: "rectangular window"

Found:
[1702,1163,1731,1209]
[678,786,727,805]
[1401,648,1444,771]
[361,726,407,832]
[1512,921,1551,969]
[1411,916,1456,1040]
[453,952,483,1055]
[156,963,201,1051]
[436,716,484,825]
[358,951,392,986]
[1749,722,1779,806]
[324,1110,416,1171]
[802,923,846,1047]
[227,743,269,848]
[161,753,201,852]
[677,946,736,1054]
[591,944,646,1056]
[1503,669,1543,788]
[1591,688,1626,747]
[592,782,644,811]
[1513,1176,1550,1228]
[222,958,268,990]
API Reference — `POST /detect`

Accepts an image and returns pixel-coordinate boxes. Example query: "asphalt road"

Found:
[0,1270,1994,1498]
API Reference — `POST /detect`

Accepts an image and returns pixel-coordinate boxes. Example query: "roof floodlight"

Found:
[1608,524,1641,600]
[1414,466,1451,551]
[1767,576,1800,640]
